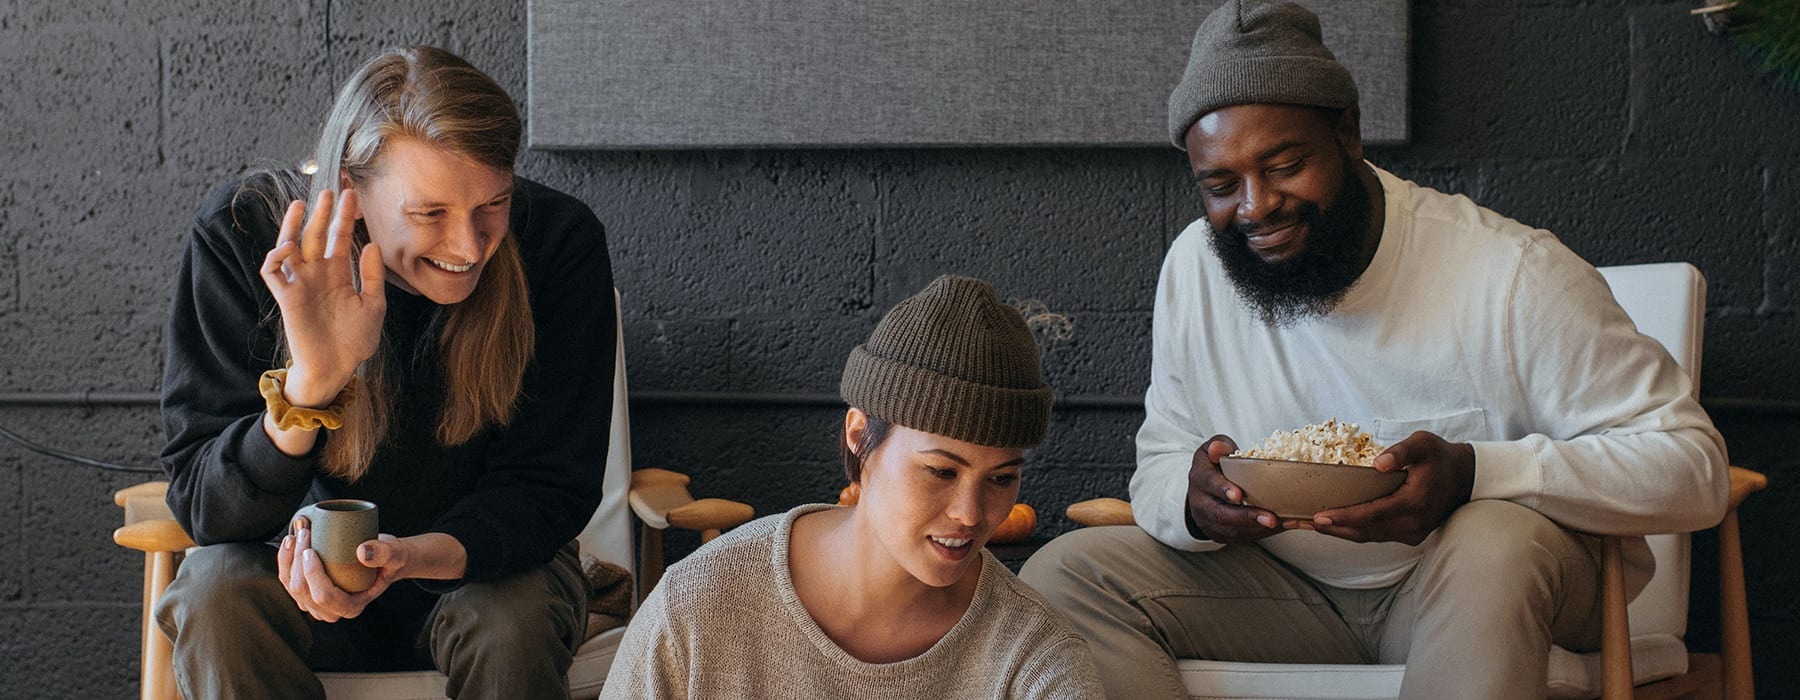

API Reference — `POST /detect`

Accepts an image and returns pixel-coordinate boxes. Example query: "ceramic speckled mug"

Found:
[294,499,379,593]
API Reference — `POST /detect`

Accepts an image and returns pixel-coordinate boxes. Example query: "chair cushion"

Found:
[1175,635,1689,700]
[314,626,626,699]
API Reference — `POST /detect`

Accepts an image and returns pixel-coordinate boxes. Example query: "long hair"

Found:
[244,46,534,481]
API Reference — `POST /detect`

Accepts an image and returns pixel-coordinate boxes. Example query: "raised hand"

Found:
[1185,435,1285,543]
[1305,431,1476,545]
[258,189,386,408]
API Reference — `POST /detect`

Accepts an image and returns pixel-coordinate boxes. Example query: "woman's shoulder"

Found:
[510,178,605,245]
[657,510,788,592]
[191,170,303,249]
[971,554,1088,646]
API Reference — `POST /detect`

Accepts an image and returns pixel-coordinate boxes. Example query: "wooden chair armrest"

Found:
[113,519,196,554]
[1727,465,1767,510]
[114,481,169,507]
[628,468,754,533]
[1067,497,1135,528]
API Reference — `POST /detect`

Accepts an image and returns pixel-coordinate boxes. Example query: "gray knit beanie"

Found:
[1167,0,1359,148]
[840,275,1053,449]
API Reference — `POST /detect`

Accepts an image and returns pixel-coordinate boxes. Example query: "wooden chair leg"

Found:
[638,524,665,603]
[142,550,179,700]
[1717,509,1754,700]
[1600,535,1635,700]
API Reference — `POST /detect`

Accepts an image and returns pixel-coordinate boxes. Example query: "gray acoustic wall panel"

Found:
[528,1,1408,149]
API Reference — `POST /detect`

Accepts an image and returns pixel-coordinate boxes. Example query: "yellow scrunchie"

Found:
[259,368,360,431]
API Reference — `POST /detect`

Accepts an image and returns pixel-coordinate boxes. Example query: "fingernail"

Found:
[281,535,292,550]
[1316,516,1334,526]
[359,544,374,559]
[1258,514,1274,528]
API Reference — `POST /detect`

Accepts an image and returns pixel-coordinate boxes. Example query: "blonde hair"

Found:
[249,46,534,481]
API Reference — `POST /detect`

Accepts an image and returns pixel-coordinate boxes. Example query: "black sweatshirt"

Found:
[160,173,615,584]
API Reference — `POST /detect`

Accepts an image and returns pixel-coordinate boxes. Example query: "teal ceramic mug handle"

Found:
[294,499,379,593]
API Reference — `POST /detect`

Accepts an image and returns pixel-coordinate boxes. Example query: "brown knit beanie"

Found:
[840,275,1053,449]
[1167,0,1360,148]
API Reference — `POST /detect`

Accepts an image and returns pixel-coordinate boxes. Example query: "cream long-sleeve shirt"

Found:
[1131,165,1729,590]
[602,504,1104,699]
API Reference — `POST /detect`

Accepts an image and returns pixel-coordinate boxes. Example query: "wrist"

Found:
[282,366,350,408]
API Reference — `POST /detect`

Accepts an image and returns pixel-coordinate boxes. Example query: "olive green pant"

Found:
[155,541,588,700]
[1020,500,1602,700]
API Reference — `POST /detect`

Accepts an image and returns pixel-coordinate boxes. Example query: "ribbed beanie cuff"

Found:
[1167,1,1360,148]
[840,276,1053,448]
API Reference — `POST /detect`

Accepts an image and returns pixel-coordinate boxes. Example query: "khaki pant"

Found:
[155,541,588,700]
[1020,500,1602,700]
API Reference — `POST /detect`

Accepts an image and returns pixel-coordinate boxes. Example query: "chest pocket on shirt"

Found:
[1372,408,1489,444]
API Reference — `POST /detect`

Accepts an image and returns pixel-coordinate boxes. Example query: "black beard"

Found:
[1208,158,1374,327]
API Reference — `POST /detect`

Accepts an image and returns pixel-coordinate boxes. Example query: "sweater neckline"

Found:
[1331,163,1410,314]
[770,503,999,678]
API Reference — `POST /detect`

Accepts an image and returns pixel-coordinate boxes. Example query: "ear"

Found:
[844,408,868,457]
[1333,106,1365,162]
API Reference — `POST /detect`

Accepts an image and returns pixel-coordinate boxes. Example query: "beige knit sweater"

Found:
[601,504,1104,699]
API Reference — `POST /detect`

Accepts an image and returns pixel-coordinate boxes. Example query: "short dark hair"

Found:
[840,413,893,484]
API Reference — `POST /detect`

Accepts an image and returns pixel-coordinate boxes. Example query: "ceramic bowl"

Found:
[1218,456,1406,519]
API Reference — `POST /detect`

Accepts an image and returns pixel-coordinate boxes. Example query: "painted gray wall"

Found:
[1,1,1795,697]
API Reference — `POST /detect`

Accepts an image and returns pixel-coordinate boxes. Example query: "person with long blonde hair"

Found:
[154,46,614,699]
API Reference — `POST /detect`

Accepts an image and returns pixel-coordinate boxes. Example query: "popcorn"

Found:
[1233,419,1384,467]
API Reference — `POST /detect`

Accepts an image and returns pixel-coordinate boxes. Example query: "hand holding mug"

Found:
[278,499,392,622]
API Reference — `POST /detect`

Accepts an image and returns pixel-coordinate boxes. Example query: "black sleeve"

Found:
[160,176,321,544]
[427,181,617,581]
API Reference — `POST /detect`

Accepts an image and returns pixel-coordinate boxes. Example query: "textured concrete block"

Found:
[163,25,331,178]
[0,604,141,699]
[877,150,1163,313]
[1410,5,1629,160]
[1016,462,1136,539]
[0,219,16,313]
[596,151,878,317]
[623,319,730,393]
[627,405,842,480]
[1032,409,1143,466]
[0,27,158,174]
[0,0,312,30]
[1768,167,1796,313]
[14,408,163,603]
[1625,5,1800,161]
[1039,311,1151,398]
[1159,155,1207,248]
[0,455,20,603]
[1703,313,1800,401]
[1480,159,1762,310]
[326,0,525,100]
[727,317,873,394]
[0,309,164,393]
[9,168,195,316]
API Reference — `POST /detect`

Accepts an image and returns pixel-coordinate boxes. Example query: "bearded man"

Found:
[1019,2,1729,698]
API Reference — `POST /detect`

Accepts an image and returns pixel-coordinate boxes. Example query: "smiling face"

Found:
[1186,103,1379,326]
[354,137,515,304]
[847,410,1024,589]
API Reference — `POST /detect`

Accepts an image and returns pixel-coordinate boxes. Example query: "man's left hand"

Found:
[1297,431,1476,545]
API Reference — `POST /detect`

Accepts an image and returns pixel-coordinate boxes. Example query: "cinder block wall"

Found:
[2,1,1795,697]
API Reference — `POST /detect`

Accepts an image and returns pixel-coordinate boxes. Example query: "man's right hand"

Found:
[1185,435,1284,543]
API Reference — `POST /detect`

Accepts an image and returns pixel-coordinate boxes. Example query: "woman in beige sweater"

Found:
[603,275,1103,699]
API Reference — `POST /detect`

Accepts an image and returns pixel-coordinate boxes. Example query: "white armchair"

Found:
[1066,263,1767,700]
